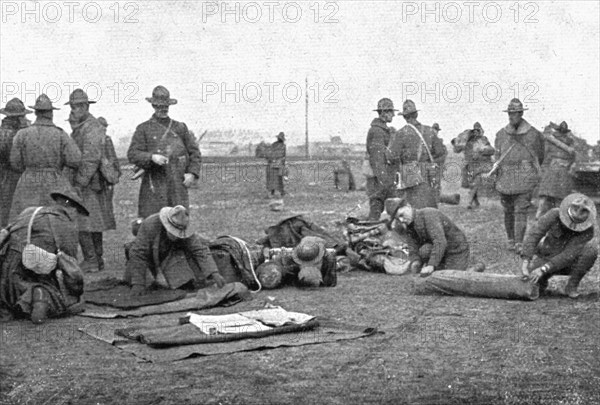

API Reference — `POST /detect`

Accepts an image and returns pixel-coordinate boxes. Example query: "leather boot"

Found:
[31,287,49,324]
[91,232,104,272]
[439,193,461,205]
[79,231,99,273]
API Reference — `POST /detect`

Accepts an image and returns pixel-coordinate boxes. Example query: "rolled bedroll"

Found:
[425,270,540,301]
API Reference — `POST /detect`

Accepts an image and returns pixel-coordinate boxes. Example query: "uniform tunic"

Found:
[266,139,286,193]
[127,116,201,218]
[537,127,576,200]
[0,118,25,227]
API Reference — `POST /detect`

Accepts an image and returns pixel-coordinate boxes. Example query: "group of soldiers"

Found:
[365,97,598,295]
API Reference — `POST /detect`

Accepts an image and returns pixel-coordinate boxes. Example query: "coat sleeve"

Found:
[74,124,103,186]
[494,131,503,162]
[422,210,447,268]
[521,211,555,260]
[431,134,447,165]
[368,127,393,186]
[546,230,594,273]
[180,123,201,178]
[9,132,24,172]
[186,234,219,278]
[127,124,154,169]
[126,220,155,287]
[533,129,545,165]
[61,132,82,170]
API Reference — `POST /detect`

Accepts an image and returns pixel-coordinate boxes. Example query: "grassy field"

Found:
[1,155,599,405]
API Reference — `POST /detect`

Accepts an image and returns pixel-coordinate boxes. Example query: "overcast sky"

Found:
[1,0,598,146]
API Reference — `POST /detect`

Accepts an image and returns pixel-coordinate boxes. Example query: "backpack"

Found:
[99,135,121,185]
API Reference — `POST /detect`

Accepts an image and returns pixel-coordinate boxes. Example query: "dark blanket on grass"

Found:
[84,278,188,309]
[80,282,251,318]
[80,318,379,362]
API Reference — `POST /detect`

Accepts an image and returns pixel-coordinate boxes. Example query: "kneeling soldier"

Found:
[125,205,225,296]
[520,193,598,298]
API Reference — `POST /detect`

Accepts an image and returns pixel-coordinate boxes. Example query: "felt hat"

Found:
[503,98,528,113]
[256,261,283,289]
[0,98,32,116]
[373,98,398,112]
[50,189,89,216]
[159,205,191,239]
[97,116,109,127]
[292,236,326,287]
[550,121,569,134]
[384,197,408,219]
[146,85,177,106]
[276,132,286,141]
[65,88,96,105]
[398,99,419,116]
[559,193,596,232]
[432,123,441,131]
[29,94,60,111]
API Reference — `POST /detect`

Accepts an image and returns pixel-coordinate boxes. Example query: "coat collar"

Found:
[70,113,96,131]
[504,119,532,136]
[371,117,390,131]
[1,117,20,130]
[33,116,57,127]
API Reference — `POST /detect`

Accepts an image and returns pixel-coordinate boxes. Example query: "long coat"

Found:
[127,116,201,218]
[460,133,494,189]
[0,118,26,227]
[0,205,82,320]
[124,213,219,289]
[70,113,115,232]
[493,119,545,195]
[9,117,81,220]
[366,118,395,188]
[537,127,576,199]
[266,139,286,192]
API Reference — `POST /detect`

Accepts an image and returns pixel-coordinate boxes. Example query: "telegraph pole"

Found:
[305,76,309,158]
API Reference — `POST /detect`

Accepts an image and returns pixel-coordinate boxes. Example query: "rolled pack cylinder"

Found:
[425,270,540,301]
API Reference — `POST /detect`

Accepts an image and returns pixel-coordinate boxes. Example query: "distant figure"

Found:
[489,99,544,253]
[333,160,356,191]
[592,140,600,161]
[0,190,88,324]
[0,98,32,227]
[265,132,287,198]
[536,121,577,219]
[451,122,495,209]
[428,123,461,206]
[365,98,398,220]
[9,95,81,221]
[388,100,447,209]
[521,193,597,298]
[127,86,201,218]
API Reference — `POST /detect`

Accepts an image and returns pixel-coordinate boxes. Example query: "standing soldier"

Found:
[489,99,544,253]
[366,98,398,220]
[66,88,114,272]
[265,132,287,198]
[389,100,447,209]
[452,122,495,209]
[0,98,32,227]
[429,123,461,206]
[127,86,201,218]
[97,117,119,232]
[9,94,81,220]
[536,121,577,219]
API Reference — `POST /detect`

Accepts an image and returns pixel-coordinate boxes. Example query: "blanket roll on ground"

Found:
[425,270,540,301]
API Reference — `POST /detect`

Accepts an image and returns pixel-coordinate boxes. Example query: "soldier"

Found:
[452,122,495,209]
[365,98,398,220]
[96,116,119,234]
[388,100,447,209]
[66,89,116,272]
[384,198,482,277]
[489,99,544,253]
[265,132,287,197]
[428,122,461,206]
[124,205,226,296]
[127,86,201,218]
[536,121,577,219]
[9,95,81,220]
[521,193,597,298]
[0,98,32,227]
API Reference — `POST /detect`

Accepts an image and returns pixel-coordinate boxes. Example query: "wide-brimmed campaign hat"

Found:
[50,189,89,216]
[373,98,398,112]
[432,123,441,131]
[97,117,109,127]
[29,94,60,111]
[398,99,419,116]
[292,236,326,287]
[550,121,570,134]
[384,197,408,219]
[276,131,286,141]
[0,98,33,117]
[159,205,191,238]
[503,98,528,113]
[146,85,178,106]
[65,88,96,105]
[559,193,596,232]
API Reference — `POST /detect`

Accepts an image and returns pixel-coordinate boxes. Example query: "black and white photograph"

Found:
[1,1,599,404]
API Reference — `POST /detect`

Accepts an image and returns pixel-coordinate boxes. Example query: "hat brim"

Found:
[0,108,33,116]
[50,192,89,216]
[559,193,597,232]
[398,110,419,116]
[29,106,60,111]
[64,100,97,105]
[146,97,178,106]
[292,243,325,266]
[374,109,399,112]
[159,207,190,238]
[503,108,528,112]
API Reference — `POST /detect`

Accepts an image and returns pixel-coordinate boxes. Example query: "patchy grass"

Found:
[1,155,599,405]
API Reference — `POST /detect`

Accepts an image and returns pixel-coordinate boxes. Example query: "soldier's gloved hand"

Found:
[151,154,168,166]
[130,284,146,296]
[183,173,196,188]
[528,268,545,284]
[209,273,226,289]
